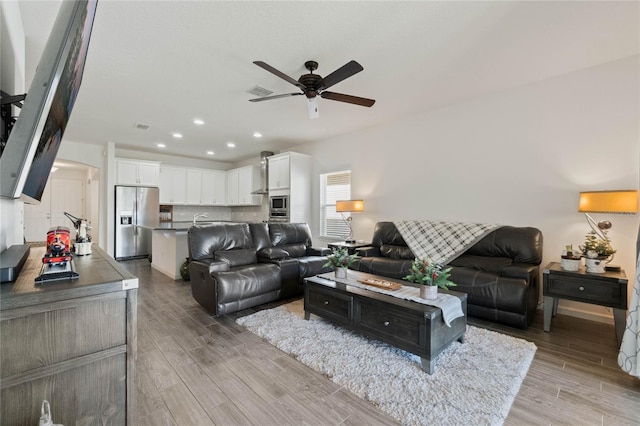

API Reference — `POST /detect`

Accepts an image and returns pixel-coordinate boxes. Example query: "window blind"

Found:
[320,170,351,238]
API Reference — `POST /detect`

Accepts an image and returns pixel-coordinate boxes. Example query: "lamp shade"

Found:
[578,190,638,214]
[335,199,364,213]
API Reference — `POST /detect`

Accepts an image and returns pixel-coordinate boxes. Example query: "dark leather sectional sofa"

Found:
[353,222,543,328]
[188,222,331,316]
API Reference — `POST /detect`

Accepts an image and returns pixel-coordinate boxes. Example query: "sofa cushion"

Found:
[448,255,512,273]
[269,223,313,247]
[214,249,257,267]
[380,244,414,260]
[188,223,253,261]
[449,267,529,314]
[279,243,308,258]
[298,256,333,279]
[355,257,414,280]
[371,222,409,247]
[464,226,542,264]
[214,264,281,304]
[258,247,290,260]
[248,222,272,251]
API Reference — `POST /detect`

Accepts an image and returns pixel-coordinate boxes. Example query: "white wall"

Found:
[0,1,26,251]
[295,56,639,323]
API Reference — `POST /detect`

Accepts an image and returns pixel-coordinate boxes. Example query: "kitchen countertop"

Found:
[154,221,238,231]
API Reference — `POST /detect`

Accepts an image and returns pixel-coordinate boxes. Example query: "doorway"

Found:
[23,161,99,243]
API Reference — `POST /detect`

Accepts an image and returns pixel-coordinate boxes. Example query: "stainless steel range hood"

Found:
[251,151,274,195]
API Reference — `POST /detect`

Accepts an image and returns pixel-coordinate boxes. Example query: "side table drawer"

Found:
[306,285,353,323]
[547,276,623,307]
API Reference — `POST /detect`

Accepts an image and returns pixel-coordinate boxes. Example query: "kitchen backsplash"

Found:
[170,201,268,223]
[231,203,269,223]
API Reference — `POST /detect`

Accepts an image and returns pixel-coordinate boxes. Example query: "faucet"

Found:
[193,212,208,225]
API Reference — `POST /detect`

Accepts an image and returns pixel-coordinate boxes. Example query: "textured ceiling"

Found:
[18,1,640,164]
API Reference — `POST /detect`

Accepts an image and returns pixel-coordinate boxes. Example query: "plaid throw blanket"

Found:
[393,220,503,264]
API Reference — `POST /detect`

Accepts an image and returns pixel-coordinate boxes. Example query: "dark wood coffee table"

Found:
[303,270,467,374]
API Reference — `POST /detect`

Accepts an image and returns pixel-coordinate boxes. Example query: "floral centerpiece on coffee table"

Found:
[404,258,456,299]
[324,247,358,278]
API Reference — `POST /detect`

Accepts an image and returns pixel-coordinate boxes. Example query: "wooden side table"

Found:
[328,241,371,255]
[543,262,628,343]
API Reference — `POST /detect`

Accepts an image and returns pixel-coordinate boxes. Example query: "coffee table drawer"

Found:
[547,276,622,306]
[358,298,425,353]
[306,285,353,323]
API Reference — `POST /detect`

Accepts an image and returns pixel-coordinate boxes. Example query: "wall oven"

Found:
[269,195,289,222]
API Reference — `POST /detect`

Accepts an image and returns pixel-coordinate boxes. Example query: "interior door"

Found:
[24,182,53,242]
[24,177,84,242]
[50,178,84,228]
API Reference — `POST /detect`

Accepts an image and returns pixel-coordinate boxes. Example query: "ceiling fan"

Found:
[249,60,375,118]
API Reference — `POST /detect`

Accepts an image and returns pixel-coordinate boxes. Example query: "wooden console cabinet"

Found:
[0,246,137,425]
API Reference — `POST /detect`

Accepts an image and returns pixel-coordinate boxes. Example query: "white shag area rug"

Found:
[236,300,536,426]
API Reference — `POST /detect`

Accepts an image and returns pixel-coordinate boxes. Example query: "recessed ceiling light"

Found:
[227,142,236,148]
[193,119,205,125]
[172,132,183,138]
[206,151,215,155]
[156,143,166,148]
[253,132,262,138]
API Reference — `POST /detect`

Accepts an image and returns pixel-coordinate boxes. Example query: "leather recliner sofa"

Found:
[188,222,331,316]
[354,222,543,328]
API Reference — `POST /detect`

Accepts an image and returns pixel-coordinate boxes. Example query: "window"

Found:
[320,170,351,238]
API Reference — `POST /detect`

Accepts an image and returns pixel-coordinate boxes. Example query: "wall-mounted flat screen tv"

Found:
[0,0,98,204]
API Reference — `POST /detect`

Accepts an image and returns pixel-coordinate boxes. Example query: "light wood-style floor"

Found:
[122,259,640,425]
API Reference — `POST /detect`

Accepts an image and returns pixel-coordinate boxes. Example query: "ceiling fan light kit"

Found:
[307,98,319,119]
[250,60,375,118]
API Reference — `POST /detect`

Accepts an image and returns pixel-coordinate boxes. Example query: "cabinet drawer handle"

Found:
[324,301,329,305]
[579,286,585,291]
[383,321,390,326]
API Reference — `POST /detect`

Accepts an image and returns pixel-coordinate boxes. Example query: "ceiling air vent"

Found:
[134,123,150,130]
[246,85,273,98]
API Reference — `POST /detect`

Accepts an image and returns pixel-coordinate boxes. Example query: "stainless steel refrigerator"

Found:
[115,185,159,260]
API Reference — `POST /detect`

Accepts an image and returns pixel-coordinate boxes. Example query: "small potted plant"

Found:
[560,244,581,271]
[579,231,616,273]
[403,258,456,300]
[324,247,358,279]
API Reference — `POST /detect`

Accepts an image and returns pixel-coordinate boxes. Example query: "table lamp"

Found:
[335,199,364,243]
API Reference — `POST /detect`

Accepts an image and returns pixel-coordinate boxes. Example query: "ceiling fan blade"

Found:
[321,60,364,90]
[320,91,375,107]
[249,93,303,102]
[253,61,306,90]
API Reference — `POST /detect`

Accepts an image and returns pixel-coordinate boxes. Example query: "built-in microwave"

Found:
[269,195,289,222]
[270,195,288,211]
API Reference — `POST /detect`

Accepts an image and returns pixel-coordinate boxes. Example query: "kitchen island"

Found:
[151,222,193,279]
[151,221,230,279]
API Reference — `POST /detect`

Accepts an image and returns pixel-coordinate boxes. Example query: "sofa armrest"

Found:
[258,247,290,261]
[307,247,331,256]
[355,246,380,257]
[188,260,225,315]
[502,263,539,283]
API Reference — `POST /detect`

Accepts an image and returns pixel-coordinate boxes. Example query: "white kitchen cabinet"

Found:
[268,154,290,190]
[201,170,226,205]
[269,152,312,224]
[159,165,187,204]
[226,169,239,205]
[226,165,260,206]
[186,169,202,205]
[116,158,160,186]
